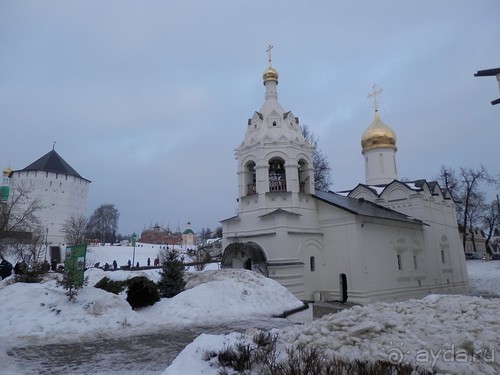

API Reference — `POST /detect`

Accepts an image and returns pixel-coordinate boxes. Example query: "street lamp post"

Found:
[131,232,137,268]
[44,228,49,261]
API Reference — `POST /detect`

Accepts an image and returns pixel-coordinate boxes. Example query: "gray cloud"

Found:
[1,0,499,234]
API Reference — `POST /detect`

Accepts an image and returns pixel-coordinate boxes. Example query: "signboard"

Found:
[64,244,87,286]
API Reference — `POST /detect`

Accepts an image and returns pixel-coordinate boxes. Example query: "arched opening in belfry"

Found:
[268,158,286,192]
[244,161,256,196]
[221,241,268,276]
[298,158,311,194]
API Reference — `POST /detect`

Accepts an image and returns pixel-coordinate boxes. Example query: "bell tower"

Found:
[234,47,315,216]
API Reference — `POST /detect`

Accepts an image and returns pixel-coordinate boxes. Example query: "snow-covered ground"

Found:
[467,259,500,298]
[1,246,499,374]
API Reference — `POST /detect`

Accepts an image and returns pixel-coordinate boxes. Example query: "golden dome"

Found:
[263,65,279,83]
[361,111,397,152]
[3,167,11,176]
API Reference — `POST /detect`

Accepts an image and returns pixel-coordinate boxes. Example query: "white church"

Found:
[8,148,90,263]
[221,59,469,304]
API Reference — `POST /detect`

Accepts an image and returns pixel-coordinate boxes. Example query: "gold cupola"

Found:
[263,65,279,84]
[3,167,11,177]
[361,109,397,153]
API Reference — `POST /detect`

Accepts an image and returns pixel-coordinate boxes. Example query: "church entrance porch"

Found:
[221,241,268,276]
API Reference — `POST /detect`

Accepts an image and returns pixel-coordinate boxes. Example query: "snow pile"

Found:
[0,277,143,342]
[0,268,303,344]
[166,294,500,374]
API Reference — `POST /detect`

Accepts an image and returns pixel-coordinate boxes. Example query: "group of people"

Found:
[0,257,57,281]
[100,257,161,271]
[102,260,119,271]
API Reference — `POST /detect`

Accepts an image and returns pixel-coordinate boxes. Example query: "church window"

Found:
[298,159,310,193]
[245,161,256,195]
[273,121,277,126]
[439,235,451,267]
[378,153,384,173]
[268,158,286,192]
[413,255,418,270]
[310,256,315,272]
[397,254,402,270]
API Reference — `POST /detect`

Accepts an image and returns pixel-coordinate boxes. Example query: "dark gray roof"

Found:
[314,190,425,226]
[17,150,89,181]
[474,68,500,77]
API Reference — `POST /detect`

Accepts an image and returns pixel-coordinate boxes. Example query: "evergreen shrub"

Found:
[157,250,186,298]
[126,276,160,309]
[94,277,127,294]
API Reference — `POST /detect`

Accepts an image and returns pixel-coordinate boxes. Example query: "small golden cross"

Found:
[368,84,383,112]
[266,44,274,65]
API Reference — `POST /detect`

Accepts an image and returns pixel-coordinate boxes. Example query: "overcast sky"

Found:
[1,1,499,236]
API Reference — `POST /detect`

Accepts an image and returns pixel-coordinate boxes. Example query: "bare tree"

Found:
[438,165,497,249]
[0,182,45,264]
[214,226,223,238]
[458,166,496,249]
[300,124,332,192]
[437,166,460,198]
[87,204,119,244]
[7,227,46,264]
[62,214,89,246]
[464,190,487,253]
[483,197,500,256]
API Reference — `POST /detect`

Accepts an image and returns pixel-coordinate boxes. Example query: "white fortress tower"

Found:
[10,148,90,261]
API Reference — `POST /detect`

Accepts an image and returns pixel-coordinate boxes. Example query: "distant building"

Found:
[182,222,196,247]
[221,60,469,304]
[459,225,491,257]
[139,224,182,245]
[9,149,90,262]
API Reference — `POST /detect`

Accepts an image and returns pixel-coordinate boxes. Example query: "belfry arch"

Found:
[268,157,286,192]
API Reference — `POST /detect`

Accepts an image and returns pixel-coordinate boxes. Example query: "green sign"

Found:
[64,244,87,286]
[0,185,9,202]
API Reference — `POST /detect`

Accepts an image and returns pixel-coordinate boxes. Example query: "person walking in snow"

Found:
[147,258,151,267]
[113,260,117,270]
[0,257,13,280]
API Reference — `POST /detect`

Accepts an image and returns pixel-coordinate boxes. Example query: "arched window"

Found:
[298,159,310,193]
[378,153,384,173]
[245,161,256,195]
[310,256,315,272]
[268,158,286,192]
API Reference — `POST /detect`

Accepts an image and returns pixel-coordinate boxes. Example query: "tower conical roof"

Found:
[18,150,90,181]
